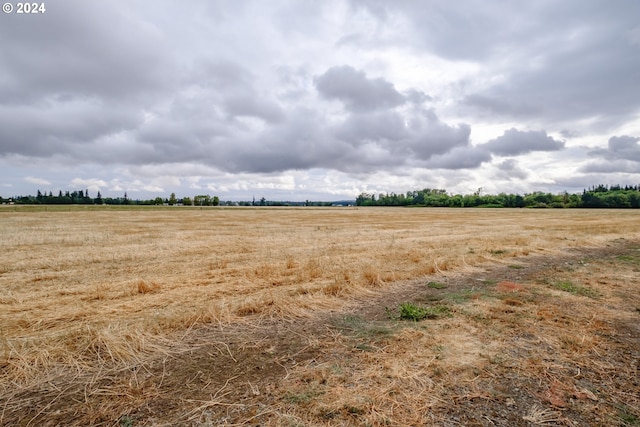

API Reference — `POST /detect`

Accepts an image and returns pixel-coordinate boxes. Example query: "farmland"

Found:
[1,207,639,426]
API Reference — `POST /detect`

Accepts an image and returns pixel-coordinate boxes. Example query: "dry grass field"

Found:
[1,206,639,426]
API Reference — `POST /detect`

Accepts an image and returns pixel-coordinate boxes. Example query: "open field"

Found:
[1,207,639,425]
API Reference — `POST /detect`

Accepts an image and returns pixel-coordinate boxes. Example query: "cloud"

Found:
[425,145,491,170]
[123,63,472,175]
[223,95,285,123]
[25,177,52,186]
[493,159,528,180]
[354,1,640,132]
[481,129,565,156]
[559,129,582,139]
[0,101,144,158]
[589,135,640,162]
[70,178,108,193]
[314,65,406,112]
[582,135,640,172]
[0,1,173,105]
[580,160,640,174]
[404,89,432,105]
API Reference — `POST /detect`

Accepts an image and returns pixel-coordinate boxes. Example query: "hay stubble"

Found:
[1,207,639,425]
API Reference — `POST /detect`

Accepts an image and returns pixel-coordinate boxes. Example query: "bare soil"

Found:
[6,238,638,426]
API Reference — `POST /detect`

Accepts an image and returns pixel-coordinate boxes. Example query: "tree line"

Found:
[4,184,639,208]
[0,190,341,207]
[1,190,221,206]
[356,184,640,208]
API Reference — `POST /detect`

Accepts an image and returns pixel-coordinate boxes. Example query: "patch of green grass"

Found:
[489,249,506,255]
[617,254,640,264]
[426,281,447,289]
[618,405,640,426]
[119,416,134,427]
[552,280,599,298]
[391,303,452,321]
[508,264,525,269]
[398,303,428,321]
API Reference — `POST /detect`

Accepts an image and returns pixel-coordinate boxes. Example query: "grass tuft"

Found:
[136,280,161,294]
[552,280,599,298]
[426,281,447,289]
[362,268,383,287]
[391,302,452,321]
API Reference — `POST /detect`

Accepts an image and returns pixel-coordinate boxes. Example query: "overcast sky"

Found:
[1,0,639,201]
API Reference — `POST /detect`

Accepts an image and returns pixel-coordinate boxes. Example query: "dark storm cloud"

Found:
[314,66,406,112]
[481,129,565,156]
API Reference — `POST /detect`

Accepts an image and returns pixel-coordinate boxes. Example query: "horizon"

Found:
[2,1,640,200]
[4,183,638,204]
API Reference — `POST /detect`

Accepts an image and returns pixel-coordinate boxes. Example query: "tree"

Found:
[168,193,177,205]
[194,195,215,206]
[182,196,192,206]
[355,193,376,206]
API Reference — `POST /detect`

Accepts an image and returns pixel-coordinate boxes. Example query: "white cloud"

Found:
[25,176,51,186]
[70,178,108,193]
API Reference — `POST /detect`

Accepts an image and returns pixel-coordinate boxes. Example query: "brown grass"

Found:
[273,242,640,426]
[1,206,639,425]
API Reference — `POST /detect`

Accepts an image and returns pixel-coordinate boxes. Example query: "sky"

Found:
[1,0,639,201]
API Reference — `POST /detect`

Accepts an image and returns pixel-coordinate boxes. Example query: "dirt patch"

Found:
[3,239,639,426]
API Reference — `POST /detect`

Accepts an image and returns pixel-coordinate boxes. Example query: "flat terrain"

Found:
[0,207,639,426]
